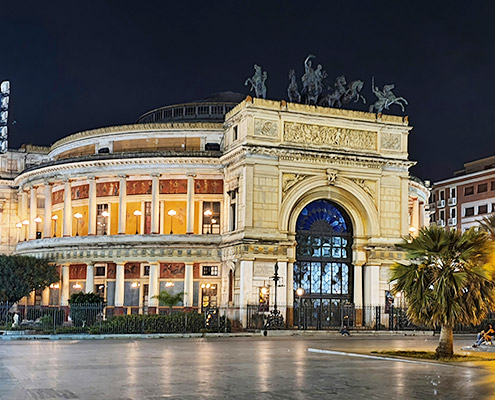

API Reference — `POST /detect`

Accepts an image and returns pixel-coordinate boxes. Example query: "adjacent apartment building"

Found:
[430,156,495,231]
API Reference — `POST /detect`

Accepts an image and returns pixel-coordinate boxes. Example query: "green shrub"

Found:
[88,312,232,334]
[69,293,105,327]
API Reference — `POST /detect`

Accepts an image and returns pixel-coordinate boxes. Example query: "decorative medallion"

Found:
[381,132,401,151]
[254,119,278,138]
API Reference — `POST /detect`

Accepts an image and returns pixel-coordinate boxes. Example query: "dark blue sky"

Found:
[2,1,495,181]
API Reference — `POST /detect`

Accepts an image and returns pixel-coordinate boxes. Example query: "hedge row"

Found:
[88,312,231,334]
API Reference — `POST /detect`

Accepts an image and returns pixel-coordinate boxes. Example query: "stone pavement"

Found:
[0,336,494,399]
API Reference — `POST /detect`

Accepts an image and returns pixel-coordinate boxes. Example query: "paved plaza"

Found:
[0,335,494,399]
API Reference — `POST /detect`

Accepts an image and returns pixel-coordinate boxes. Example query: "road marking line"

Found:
[308,348,450,366]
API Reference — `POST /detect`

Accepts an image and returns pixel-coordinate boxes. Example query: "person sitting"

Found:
[473,323,494,347]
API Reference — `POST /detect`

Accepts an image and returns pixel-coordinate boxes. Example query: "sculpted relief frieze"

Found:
[283,122,377,151]
[254,118,278,138]
[381,132,402,151]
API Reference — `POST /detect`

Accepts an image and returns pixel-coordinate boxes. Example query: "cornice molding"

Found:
[51,122,224,151]
[15,156,222,186]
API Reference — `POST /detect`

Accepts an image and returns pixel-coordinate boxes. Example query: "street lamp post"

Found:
[296,287,305,329]
[168,209,176,234]
[133,209,142,234]
[52,214,58,237]
[204,209,212,234]
[74,212,83,236]
[263,263,285,333]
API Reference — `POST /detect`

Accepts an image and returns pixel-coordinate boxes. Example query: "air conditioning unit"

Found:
[448,217,457,226]
[448,198,457,206]
[437,220,445,227]
[437,200,445,208]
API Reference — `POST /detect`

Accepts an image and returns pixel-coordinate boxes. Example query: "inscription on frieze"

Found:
[284,122,377,151]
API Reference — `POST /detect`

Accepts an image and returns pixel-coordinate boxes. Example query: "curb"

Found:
[1,330,435,341]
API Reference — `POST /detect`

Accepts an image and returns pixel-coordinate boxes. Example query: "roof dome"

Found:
[137,91,245,124]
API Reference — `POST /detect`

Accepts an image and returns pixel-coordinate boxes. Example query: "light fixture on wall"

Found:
[203,209,212,234]
[74,212,83,236]
[22,219,29,241]
[33,216,42,239]
[165,281,175,288]
[131,282,140,288]
[72,283,82,289]
[50,283,60,289]
[133,209,142,234]
[52,214,58,237]
[168,209,176,234]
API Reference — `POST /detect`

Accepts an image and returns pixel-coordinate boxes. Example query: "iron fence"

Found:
[0,303,240,335]
[2,302,493,334]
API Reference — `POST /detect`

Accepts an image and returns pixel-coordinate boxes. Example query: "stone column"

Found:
[20,189,28,241]
[140,201,145,234]
[159,201,165,234]
[85,264,94,293]
[61,264,70,306]
[41,287,50,306]
[151,174,160,234]
[29,186,37,240]
[88,177,97,235]
[184,263,194,307]
[114,263,125,312]
[148,262,160,314]
[353,264,364,307]
[63,180,72,237]
[43,184,52,238]
[239,260,253,327]
[118,175,127,234]
[363,264,380,306]
[186,173,196,234]
[286,261,294,325]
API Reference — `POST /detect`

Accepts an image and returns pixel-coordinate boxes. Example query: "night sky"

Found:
[2,1,495,182]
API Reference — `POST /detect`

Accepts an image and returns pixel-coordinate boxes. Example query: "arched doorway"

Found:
[294,199,353,328]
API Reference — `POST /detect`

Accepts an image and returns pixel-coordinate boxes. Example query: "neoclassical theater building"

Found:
[0,93,429,324]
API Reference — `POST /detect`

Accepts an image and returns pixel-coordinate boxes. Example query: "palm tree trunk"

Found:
[435,324,454,358]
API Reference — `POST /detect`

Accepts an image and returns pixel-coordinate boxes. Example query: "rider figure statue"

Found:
[244,64,267,99]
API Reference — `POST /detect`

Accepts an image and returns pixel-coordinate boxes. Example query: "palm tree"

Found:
[390,225,495,358]
[479,214,495,239]
[153,290,184,313]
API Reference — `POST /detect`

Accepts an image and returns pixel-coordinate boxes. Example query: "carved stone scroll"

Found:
[351,178,376,201]
[326,169,338,185]
[282,173,308,196]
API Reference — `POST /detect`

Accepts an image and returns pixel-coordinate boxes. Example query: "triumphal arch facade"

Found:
[8,93,420,326]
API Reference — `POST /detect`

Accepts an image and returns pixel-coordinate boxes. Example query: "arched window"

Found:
[294,200,353,303]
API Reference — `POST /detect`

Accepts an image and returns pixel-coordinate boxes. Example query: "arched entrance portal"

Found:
[294,199,353,328]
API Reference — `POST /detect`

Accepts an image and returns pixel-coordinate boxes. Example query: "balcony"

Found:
[448,217,457,226]
[436,199,445,208]
[448,198,457,206]
[15,234,223,263]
